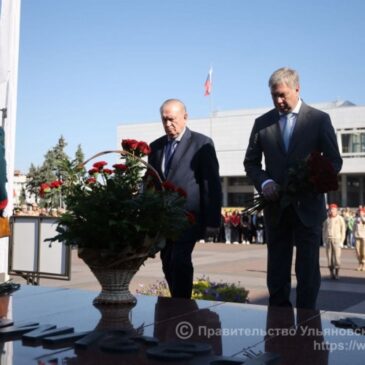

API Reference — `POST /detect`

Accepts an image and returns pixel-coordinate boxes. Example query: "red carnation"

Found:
[86,177,97,184]
[93,161,108,170]
[122,139,139,151]
[137,141,151,155]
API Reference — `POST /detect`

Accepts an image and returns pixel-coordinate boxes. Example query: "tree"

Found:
[19,186,27,206]
[26,136,83,208]
[75,144,85,165]
[26,163,44,203]
[43,135,69,182]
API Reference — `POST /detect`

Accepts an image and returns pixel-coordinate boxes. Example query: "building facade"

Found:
[117,100,365,208]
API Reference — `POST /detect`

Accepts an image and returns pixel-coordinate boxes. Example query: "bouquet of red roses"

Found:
[243,151,339,215]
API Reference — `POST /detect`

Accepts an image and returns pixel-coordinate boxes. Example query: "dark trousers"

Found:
[266,206,321,309]
[160,239,196,298]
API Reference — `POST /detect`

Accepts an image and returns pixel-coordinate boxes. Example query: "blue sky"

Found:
[16,0,365,172]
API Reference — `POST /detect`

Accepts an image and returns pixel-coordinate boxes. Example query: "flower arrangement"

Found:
[43,139,192,257]
[137,277,249,303]
[192,277,249,303]
[243,151,339,215]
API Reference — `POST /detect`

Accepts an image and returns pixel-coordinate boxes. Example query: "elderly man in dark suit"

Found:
[244,67,342,309]
[148,99,222,298]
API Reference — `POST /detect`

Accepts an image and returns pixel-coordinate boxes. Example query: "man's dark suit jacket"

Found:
[244,102,342,227]
[148,127,222,241]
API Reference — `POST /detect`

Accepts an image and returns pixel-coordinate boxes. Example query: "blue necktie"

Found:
[282,113,294,151]
[164,140,177,174]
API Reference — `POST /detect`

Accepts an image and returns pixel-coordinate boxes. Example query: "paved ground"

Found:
[11,243,365,314]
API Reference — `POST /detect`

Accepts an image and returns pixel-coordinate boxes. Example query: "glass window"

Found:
[227,177,250,186]
[227,193,253,207]
[347,176,361,207]
[341,132,365,153]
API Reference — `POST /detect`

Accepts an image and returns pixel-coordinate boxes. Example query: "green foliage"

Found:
[26,163,44,202]
[136,280,170,297]
[19,186,26,205]
[137,277,249,304]
[74,144,85,165]
[192,277,249,303]
[26,136,72,205]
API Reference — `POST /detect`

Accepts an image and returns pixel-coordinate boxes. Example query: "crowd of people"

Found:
[13,203,65,217]
[208,209,266,245]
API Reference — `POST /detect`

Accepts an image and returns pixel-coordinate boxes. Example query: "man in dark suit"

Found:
[148,99,222,298]
[244,67,342,309]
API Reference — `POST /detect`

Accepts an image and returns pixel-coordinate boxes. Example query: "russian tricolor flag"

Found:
[204,67,213,96]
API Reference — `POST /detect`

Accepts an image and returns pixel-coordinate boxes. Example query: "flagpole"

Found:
[209,91,213,138]
[208,65,213,138]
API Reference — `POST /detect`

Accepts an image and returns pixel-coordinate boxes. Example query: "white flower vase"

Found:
[91,267,138,305]
[78,248,147,305]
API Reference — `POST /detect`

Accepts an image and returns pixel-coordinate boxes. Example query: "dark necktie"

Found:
[164,139,178,174]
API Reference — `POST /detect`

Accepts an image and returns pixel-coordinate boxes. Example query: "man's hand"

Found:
[262,181,280,201]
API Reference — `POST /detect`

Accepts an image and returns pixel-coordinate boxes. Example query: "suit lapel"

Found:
[287,102,309,154]
[269,110,286,154]
[153,137,167,179]
[166,128,192,179]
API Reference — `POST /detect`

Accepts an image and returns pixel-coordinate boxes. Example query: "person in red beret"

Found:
[354,207,365,271]
[322,204,346,279]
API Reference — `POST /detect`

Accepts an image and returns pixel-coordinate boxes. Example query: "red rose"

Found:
[50,180,63,189]
[137,141,151,155]
[122,139,139,151]
[86,177,97,184]
[143,169,160,190]
[307,152,338,193]
[88,167,99,175]
[103,168,113,175]
[40,183,51,192]
[145,168,157,178]
[162,181,177,191]
[39,183,51,197]
[92,161,108,170]
[113,163,128,172]
[176,187,187,198]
